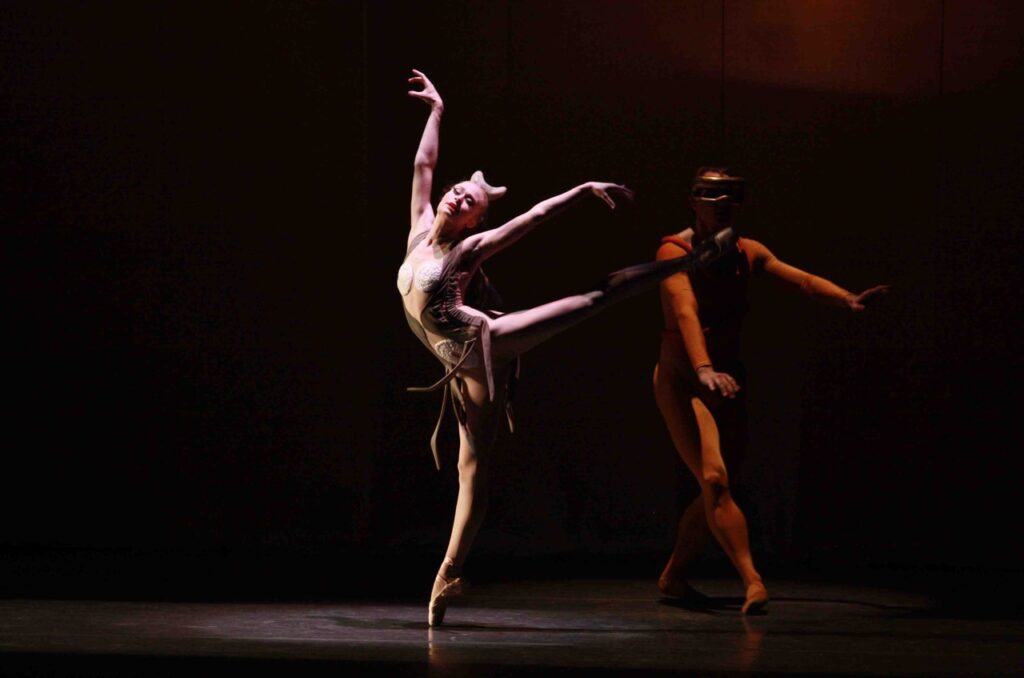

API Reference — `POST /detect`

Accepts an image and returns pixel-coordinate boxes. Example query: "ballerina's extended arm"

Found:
[464,182,634,263]
[408,69,443,239]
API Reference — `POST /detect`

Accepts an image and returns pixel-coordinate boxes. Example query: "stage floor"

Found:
[1,578,1021,676]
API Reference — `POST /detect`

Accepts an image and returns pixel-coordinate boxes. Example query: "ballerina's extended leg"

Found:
[490,229,736,361]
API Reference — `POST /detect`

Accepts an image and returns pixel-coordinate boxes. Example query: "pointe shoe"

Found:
[428,574,464,627]
[658,574,708,601]
[741,580,768,615]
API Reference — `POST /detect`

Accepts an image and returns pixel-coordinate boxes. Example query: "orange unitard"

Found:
[653,232,853,608]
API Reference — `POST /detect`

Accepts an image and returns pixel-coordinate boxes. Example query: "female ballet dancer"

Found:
[653,167,890,614]
[400,70,734,626]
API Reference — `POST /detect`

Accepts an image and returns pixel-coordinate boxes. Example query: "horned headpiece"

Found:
[470,170,507,202]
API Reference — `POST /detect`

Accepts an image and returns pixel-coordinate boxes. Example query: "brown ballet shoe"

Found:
[658,574,708,601]
[741,580,768,615]
[428,573,465,627]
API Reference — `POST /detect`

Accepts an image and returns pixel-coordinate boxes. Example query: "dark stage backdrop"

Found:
[3,0,1022,595]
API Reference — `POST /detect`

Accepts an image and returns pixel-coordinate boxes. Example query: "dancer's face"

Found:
[436,182,488,235]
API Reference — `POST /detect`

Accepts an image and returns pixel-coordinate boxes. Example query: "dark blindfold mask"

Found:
[691,176,745,204]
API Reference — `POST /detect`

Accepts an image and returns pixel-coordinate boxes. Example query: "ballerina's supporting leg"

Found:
[429,372,503,627]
